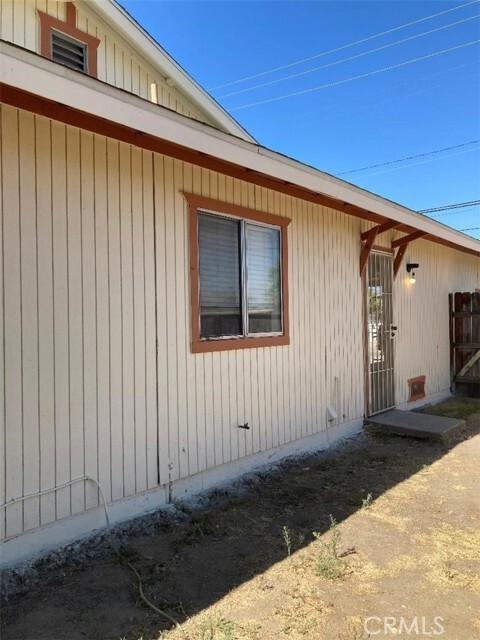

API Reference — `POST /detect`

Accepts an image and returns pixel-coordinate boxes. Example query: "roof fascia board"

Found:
[1,42,479,256]
[80,0,256,143]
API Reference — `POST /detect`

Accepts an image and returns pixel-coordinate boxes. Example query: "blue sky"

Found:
[121,0,480,237]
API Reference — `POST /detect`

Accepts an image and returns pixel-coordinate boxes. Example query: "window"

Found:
[37,4,100,78]
[185,193,291,353]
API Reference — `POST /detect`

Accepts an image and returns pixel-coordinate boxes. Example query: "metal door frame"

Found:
[364,249,396,417]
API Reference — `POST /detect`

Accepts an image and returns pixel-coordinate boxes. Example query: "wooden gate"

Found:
[449,292,480,396]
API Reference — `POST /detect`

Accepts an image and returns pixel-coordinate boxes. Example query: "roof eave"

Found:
[81,0,257,143]
[1,41,479,257]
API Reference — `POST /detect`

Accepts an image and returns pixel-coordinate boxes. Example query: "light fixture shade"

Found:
[406,262,419,284]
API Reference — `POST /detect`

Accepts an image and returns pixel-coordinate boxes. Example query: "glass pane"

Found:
[198,212,242,338]
[246,224,282,334]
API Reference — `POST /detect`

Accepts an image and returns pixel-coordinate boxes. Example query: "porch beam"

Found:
[359,226,379,276]
[360,220,401,241]
[391,230,428,248]
[393,244,408,279]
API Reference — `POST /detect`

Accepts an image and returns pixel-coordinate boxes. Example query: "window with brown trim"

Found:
[37,4,100,78]
[184,193,291,353]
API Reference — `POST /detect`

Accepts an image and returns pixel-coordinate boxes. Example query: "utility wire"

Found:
[209,0,480,90]
[429,207,477,218]
[351,146,480,179]
[460,226,480,231]
[230,40,480,110]
[260,61,478,133]
[419,200,480,213]
[336,141,480,176]
[218,15,479,99]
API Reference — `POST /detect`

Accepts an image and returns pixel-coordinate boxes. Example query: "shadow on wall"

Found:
[1,398,479,639]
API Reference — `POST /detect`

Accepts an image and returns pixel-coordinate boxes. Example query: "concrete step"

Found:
[366,409,466,443]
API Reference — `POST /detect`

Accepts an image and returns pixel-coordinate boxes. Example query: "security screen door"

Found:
[366,250,396,415]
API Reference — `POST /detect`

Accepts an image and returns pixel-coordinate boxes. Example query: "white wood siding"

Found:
[0,0,213,125]
[1,104,478,542]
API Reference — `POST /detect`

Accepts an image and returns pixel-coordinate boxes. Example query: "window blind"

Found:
[198,212,242,338]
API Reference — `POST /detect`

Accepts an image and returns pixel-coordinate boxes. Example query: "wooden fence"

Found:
[449,292,480,396]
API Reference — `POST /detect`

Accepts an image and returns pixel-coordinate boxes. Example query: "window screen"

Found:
[51,31,87,72]
[246,224,282,334]
[198,212,242,338]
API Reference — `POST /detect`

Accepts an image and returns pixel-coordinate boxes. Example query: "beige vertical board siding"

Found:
[2,106,479,545]
[2,106,23,536]
[12,0,25,47]
[66,125,85,516]
[142,152,158,490]
[94,134,112,503]
[244,182,256,459]
[153,154,169,487]
[0,0,216,125]
[284,195,294,445]
[80,131,99,510]
[0,1,14,43]
[51,119,71,521]
[131,147,147,494]
[163,156,180,481]
[191,165,206,475]
[0,106,5,539]
[119,143,135,497]
[19,110,40,532]
[107,138,123,501]
[393,238,478,404]
[182,162,198,477]
[174,160,189,479]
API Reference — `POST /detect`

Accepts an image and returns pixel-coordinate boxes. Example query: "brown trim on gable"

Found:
[37,8,101,77]
[66,2,77,27]
[183,192,291,354]
[1,83,478,259]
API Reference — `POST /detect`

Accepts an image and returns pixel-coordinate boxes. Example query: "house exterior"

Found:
[0,0,478,567]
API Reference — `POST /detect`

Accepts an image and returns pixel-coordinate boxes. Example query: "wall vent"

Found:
[408,376,426,402]
[51,30,87,73]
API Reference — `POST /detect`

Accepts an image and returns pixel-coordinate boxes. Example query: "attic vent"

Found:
[51,30,87,72]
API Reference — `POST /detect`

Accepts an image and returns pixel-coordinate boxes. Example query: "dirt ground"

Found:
[1,397,480,640]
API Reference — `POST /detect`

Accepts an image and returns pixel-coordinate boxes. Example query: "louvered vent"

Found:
[51,31,87,72]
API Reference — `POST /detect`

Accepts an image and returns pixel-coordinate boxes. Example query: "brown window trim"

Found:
[37,3,100,78]
[184,192,291,354]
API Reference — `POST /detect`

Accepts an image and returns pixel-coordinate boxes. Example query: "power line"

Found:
[336,141,480,176]
[460,226,480,231]
[419,200,480,213]
[351,146,480,179]
[258,61,478,133]
[230,40,480,110]
[217,15,479,99]
[209,0,480,91]
[429,207,478,218]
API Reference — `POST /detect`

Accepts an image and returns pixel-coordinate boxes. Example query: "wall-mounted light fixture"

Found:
[406,262,419,284]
